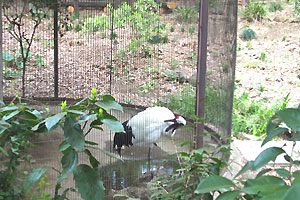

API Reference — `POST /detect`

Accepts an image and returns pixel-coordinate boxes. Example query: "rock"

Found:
[273,15,288,22]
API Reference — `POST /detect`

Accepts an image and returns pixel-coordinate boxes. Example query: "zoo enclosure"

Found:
[0,0,237,197]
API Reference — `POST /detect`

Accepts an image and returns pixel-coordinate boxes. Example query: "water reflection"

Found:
[100,159,178,191]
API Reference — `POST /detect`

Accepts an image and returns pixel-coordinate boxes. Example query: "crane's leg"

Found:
[147,147,154,179]
[148,146,151,161]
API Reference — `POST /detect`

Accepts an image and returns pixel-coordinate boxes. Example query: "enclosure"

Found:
[0,0,237,199]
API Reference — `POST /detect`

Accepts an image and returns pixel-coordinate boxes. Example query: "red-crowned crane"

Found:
[113,106,186,160]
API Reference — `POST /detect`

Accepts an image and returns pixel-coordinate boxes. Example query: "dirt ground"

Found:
[236,4,300,106]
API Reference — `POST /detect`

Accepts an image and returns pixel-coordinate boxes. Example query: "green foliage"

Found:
[158,84,227,125]
[269,2,284,12]
[157,102,300,200]
[232,92,282,137]
[0,99,47,199]
[260,51,267,62]
[240,28,257,41]
[241,1,267,22]
[188,26,196,34]
[169,26,175,32]
[82,14,110,32]
[0,90,124,199]
[175,5,198,23]
[151,142,230,199]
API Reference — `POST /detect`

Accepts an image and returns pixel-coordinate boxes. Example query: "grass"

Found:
[158,85,290,138]
[158,84,227,126]
[232,92,289,137]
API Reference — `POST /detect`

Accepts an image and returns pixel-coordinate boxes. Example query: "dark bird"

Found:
[113,106,186,160]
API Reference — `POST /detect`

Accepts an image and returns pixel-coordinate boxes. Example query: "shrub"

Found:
[268,2,283,12]
[240,28,257,41]
[153,101,300,200]
[0,90,124,200]
[232,92,289,137]
[175,5,198,23]
[241,1,267,22]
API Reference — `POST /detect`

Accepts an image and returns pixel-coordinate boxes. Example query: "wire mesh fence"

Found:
[1,0,237,199]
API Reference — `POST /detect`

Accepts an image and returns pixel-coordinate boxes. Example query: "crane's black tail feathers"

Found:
[113,120,134,156]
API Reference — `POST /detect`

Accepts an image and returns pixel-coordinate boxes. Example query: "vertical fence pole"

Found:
[54,2,59,98]
[195,0,209,149]
[74,0,79,13]
[0,3,3,101]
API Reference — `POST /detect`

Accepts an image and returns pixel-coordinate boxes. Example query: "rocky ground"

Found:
[235,4,300,107]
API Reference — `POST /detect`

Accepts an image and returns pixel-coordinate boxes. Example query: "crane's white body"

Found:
[113,106,186,158]
[127,107,176,147]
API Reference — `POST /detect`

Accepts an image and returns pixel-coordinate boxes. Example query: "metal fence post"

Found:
[0,3,3,101]
[54,2,59,98]
[195,0,209,149]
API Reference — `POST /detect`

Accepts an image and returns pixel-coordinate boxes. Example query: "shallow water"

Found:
[100,158,178,191]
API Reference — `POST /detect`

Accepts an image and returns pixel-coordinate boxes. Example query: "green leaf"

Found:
[278,108,300,132]
[86,145,123,161]
[253,147,285,170]
[78,114,97,123]
[45,112,66,131]
[68,110,86,115]
[64,116,84,152]
[259,186,289,200]
[102,119,124,132]
[275,168,290,178]
[256,168,272,178]
[283,184,300,200]
[95,100,123,112]
[2,110,20,121]
[277,108,300,132]
[242,176,286,195]
[262,115,288,146]
[101,95,115,101]
[85,141,98,146]
[234,161,254,178]
[59,140,71,152]
[0,105,18,112]
[73,164,104,200]
[24,109,43,120]
[195,175,235,194]
[57,149,78,184]
[216,191,240,200]
[23,166,48,191]
[84,149,100,168]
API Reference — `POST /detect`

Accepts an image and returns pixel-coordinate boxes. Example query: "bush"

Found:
[240,28,257,41]
[0,90,124,200]
[175,5,198,23]
[268,2,283,12]
[232,92,281,137]
[153,102,300,200]
[241,1,267,22]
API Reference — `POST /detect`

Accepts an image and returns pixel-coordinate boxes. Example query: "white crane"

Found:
[113,106,186,160]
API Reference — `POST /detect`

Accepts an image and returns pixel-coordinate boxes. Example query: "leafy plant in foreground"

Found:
[35,89,124,199]
[196,107,300,199]
[0,89,124,200]
[0,97,48,199]
[151,140,230,199]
